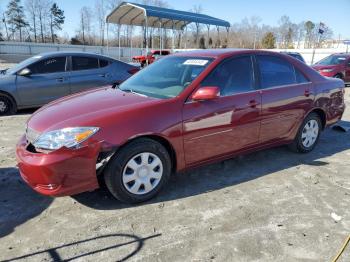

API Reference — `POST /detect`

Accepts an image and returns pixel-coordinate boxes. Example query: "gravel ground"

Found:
[0,89,349,261]
[0,62,16,70]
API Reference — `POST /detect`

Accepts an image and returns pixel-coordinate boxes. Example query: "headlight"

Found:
[321,69,334,72]
[33,127,99,151]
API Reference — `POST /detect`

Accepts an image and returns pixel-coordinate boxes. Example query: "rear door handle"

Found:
[56,77,65,82]
[248,100,259,108]
[304,90,313,97]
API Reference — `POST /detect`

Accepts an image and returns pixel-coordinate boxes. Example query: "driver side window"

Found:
[28,57,67,74]
[201,56,254,96]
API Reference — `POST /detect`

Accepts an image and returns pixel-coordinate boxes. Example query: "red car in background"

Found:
[132,50,171,67]
[16,49,345,204]
[312,53,350,83]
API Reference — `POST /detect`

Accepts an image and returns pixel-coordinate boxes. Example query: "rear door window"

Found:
[72,56,99,71]
[99,59,110,68]
[29,57,66,74]
[257,55,296,88]
[295,68,309,83]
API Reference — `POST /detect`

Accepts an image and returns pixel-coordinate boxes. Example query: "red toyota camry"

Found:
[16,49,346,203]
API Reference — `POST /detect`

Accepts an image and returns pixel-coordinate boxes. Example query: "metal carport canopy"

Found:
[106,2,231,29]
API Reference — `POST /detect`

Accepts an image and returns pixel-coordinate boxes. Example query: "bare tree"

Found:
[36,0,52,43]
[295,22,305,48]
[25,0,39,42]
[277,15,293,48]
[79,6,94,45]
[95,0,108,45]
[190,4,203,47]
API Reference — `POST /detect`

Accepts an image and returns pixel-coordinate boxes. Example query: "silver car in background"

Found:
[0,51,139,115]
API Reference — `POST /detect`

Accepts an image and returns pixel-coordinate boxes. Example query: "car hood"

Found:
[312,64,339,70]
[28,86,159,132]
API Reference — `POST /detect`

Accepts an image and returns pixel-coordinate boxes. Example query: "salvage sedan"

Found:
[0,51,138,115]
[16,49,346,203]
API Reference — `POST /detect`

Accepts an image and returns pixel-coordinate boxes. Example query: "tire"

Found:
[104,138,171,204]
[334,74,343,80]
[289,112,322,153]
[0,93,17,116]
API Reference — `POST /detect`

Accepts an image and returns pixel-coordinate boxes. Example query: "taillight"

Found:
[128,68,139,75]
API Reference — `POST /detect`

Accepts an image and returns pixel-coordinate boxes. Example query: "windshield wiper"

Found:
[121,88,148,97]
[0,68,8,75]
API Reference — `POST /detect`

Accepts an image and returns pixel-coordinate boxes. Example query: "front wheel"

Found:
[334,74,343,80]
[104,138,171,204]
[289,113,321,153]
[0,94,17,116]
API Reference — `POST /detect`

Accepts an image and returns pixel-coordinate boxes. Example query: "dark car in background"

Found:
[312,53,350,83]
[280,52,306,63]
[0,52,139,115]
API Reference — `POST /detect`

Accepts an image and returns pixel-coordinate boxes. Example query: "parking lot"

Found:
[0,81,349,261]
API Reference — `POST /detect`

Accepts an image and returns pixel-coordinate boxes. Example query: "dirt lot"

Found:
[0,87,350,261]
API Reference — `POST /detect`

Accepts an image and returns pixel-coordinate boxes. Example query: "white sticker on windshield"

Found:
[183,59,209,66]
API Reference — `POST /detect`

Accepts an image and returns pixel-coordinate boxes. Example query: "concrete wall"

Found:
[0,41,143,63]
[0,41,348,65]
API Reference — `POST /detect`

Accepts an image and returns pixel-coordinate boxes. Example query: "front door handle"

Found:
[56,77,65,82]
[99,73,110,78]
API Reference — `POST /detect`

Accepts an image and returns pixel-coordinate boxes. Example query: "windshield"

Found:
[315,55,347,66]
[6,55,43,75]
[119,56,213,99]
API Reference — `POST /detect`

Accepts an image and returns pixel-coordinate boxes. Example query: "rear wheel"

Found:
[104,138,171,204]
[0,94,17,116]
[289,113,321,153]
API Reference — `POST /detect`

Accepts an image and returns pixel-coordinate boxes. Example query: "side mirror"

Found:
[18,68,31,77]
[191,86,220,101]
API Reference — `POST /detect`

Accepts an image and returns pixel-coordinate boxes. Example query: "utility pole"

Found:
[2,13,9,40]
[311,22,325,64]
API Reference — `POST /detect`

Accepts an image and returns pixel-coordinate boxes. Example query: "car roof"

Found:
[172,48,298,59]
[173,48,248,58]
[36,51,116,60]
[280,51,302,55]
[331,53,350,57]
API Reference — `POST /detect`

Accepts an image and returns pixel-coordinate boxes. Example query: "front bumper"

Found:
[15,135,101,197]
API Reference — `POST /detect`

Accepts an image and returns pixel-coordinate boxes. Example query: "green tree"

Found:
[49,3,65,43]
[70,36,83,45]
[305,21,315,48]
[261,32,276,49]
[199,36,206,49]
[6,0,28,41]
